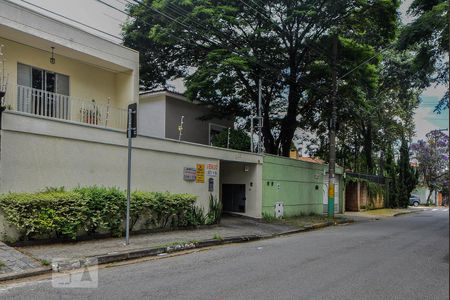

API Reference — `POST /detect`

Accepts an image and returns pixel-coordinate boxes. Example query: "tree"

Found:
[397,138,419,207]
[398,0,449,112]
[123,0,399,156]
[410,130,449,204]
[211,128,251,152]
[306,49,421,174]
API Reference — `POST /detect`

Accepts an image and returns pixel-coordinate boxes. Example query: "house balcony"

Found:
[0,0,139,131]
[2,84,127,130]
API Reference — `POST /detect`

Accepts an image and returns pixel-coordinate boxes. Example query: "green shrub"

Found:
[0,187,199,241]
[262,211,277,222]
[206,194,222,225]
[74,186,126,236]
[130,191,154,230]
[184,204,206,226]
[161,193,197,227]
[0,191,87,240]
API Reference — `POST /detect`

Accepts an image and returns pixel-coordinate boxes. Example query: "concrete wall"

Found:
[138,94,166,138]
[345,181,385,211]
[0,112,262,212]
[262,155,324,217]
[165,96,234,145]
[219,161,262,219]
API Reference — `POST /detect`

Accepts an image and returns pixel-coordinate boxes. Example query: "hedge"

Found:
[0,187,204,241]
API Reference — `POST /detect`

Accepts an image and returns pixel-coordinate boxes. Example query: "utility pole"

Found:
[328,35,338,219]
[258,78,263,154]
[250,116,254,152]
[125,103,137,245]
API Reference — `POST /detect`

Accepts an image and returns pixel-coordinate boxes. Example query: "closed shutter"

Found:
[17,63,32,113]
[17,63,31,86]
[56,74,69,96]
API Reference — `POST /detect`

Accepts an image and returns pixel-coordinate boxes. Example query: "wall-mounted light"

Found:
[50,47,56,64]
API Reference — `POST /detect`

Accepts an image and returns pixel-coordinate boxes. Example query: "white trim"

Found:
[140,91,187,102]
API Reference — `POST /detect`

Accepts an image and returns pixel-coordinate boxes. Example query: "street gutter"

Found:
[0,218,353,282]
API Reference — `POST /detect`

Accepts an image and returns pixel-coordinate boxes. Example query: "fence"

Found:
[3,84,127,130]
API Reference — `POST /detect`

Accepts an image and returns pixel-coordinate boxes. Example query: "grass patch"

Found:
[212,233,223,241]
[157,240,199,248]
[262,212,332,228]
[262,212,278,223]
[282,215,330,228]
[40,259,50,266]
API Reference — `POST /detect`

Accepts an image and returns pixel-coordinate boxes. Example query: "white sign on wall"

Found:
[183,167,196,181]
[206,163,218,177]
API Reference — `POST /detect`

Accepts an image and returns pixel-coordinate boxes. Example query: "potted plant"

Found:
[80,100,101,125]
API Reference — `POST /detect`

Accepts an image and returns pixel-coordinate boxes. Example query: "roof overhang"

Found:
[0,0,139,73]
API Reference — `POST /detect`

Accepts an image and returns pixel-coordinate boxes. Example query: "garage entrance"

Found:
[219,160,261,218]
[222,184,246,213]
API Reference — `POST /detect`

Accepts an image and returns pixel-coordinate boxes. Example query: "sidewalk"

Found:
[0,241,42,274]
[20,217,299,262]
[0,216,351,280]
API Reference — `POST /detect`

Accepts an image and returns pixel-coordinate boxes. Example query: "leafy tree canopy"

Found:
[398,0,449,112]
[123,0,400,157]
[410,130,449,203]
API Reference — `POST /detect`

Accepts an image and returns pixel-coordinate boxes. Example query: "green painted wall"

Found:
[262,155,324,216]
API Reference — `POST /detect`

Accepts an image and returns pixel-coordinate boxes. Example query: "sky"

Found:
[7,0,449,141]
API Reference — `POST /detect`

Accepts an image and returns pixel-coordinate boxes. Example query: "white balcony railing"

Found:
[2,85,127,130]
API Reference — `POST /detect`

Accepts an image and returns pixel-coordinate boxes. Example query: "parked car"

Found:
[409,195,421,207]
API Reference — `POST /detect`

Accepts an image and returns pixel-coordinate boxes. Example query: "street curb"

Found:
[393,211,418,217]
[0,218,354,282]
[0,266,52,282]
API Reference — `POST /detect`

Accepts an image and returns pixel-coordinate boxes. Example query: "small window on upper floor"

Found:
[17,63,69,96]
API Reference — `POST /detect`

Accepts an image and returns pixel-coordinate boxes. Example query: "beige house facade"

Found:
[0,0,139,129]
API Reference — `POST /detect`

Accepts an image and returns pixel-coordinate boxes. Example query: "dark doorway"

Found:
[222,184,246,213]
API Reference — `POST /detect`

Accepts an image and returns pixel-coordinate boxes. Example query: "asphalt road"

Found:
[1,209,448,300]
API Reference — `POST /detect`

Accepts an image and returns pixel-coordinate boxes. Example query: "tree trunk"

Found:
[279,83,300,157]
[426,189,434,205]
[363,123,373,174]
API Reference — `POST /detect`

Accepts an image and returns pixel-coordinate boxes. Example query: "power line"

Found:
[19,0,122,42]
[95,0,210,50]
[107,0,404,105]
[338,44,395,80]
[95,0,128,15]
[119,0,333,98]
[0,14,136,65]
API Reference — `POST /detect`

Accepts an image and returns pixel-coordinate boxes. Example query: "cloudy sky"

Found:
[8,0,449,141]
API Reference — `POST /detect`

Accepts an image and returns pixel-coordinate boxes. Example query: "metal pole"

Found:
[250,116,254,153]
[178,115,184,141]
[125,108,132,245]
[258,78,262,153]
[328,35,338,219]
[227,127,231,148]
